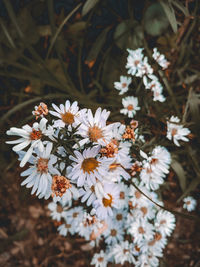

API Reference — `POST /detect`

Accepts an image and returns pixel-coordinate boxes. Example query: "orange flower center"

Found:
[122,82,127,88]
[135,191,141,199]
[102,193,113,207]
[151,158,158,165]
[138,226,145,234]
[61,111,75,125]
[140,206,147,215]
[88,125,103,142]
[120,191,125,199]
[98,257,104,262]
[81,158,99,174]
[127,104,134,111]
[37,158,49,173]
[171,128,178,136]
[56,205,63,213]
[65,224,71,229]
[30,129,42,140]
[116,214,123,221]
[110,229,117,236]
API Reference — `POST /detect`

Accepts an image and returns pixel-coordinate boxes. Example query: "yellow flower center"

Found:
[102,193,113,207]
[37,158,49,173]
[30,129,42,140]
[81,158,99,174]
[88,125,103,142]
[61,111,75,124]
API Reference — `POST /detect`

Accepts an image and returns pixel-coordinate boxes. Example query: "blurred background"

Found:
[0,0,200,266]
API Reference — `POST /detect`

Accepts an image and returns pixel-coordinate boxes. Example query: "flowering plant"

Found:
[6,48,197,267]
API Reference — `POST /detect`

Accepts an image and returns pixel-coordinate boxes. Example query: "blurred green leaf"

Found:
[144,3,169,36]
[82,0,99,16]
[159,0,178,33]
[47,3,82,59]
[114,20,143,49]
[86,26,110,61]
[171,158,186,192]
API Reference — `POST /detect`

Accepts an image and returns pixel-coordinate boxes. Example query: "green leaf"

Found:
[114,20,143,50]
[47,3,82,59]
[159,0,178,33]
[86,26,110,62]
[144,3,169,36]
[82,0,99,17]
[171,159,186,192]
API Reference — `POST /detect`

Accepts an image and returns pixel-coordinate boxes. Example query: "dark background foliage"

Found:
[0,0,200,266]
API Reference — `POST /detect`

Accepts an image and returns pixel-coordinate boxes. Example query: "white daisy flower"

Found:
[57,220,76,236]
[103,222,124,245]
[120,96,140,118]
[77,107,114,146]
[140,146,171,176]
[92,183,120,220]
[69,146,112,187]
[167,116,191,146]
[154,210,176,237]
[91,250,108,267]
[49,100,85,129]
[48,202,67,221]
[6,118,54,167]
[114,76,132,95]
[126,48,144,76]
[117,182,129,209]
[109,240,136,265]
[112,208,128,226]
[183,196,197,212]
[20,142,59,199]
[152,48,170,70]
[65,206,84,228]
[128,219,154,245]
[140,161,166,191]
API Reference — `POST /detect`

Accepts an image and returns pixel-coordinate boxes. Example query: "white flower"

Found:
[120,96,140,118]
[92,183,120,220]
[91,250,108,267]
[77,107,114,146]
[109,240,136,265]
[6,118,54,167]
[167,116,191,146]
[20,142,59,199]
[149,146,171,174]
[49,100,85,129]
[48,202,67,221]
[57,221,76,236]
[65,206,84,228]
[69,146,112,187]
[140,161,166,191]
[183,196,197,212]
[152,48,170,70]
[114,76,132,95]
[128,219,154,245]
[155,210,176,237]
[103,222,124,245]
[126,48,144,76]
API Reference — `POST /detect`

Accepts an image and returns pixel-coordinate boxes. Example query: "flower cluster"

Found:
[114,47,169,108]
[6,97,188,267]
